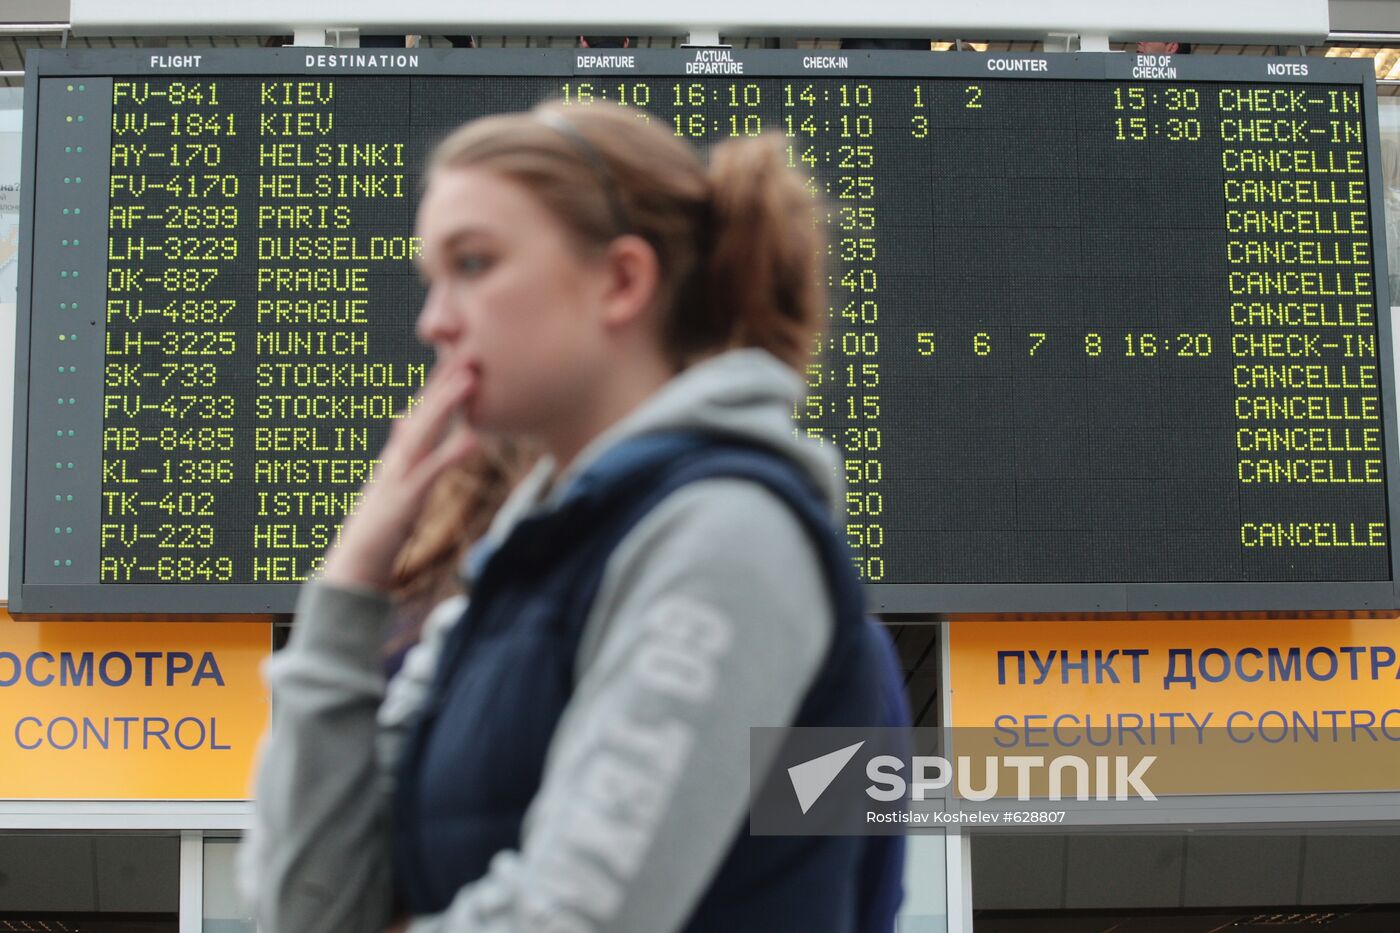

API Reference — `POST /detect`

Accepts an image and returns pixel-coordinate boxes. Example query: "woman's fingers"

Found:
[386,366,474,468]
[320,364,476,591]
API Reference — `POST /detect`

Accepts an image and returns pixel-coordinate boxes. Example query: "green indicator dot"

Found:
[63,177,70,183]
[64,116,72,123]
[54,494,61,501]
[59,302,67,309]
[55,430,62,437]
[65,527,72,534]
[66,495,73,502]
[74,177,81,183]
[71,301,78,307]
[69,367,76,373]
[70,334,77,341]
[64,146,72,153]
[66,84,73,91]
[72,271,78,277]
[76,115,84,123]
[54,462,62,470]
[57,398,65,405]
[65,560,72,567]
[58,334,66,341]
[73,208,80,215]
[53,560,60,567]
[61,239,69,246]
[66,462,73,469]
[78,84,84,91]
[67,430,75,437]
[53,527,60,535]
[59,271,68,279]
[76,146,83,153]
[73,239,79,246]
[68,398,75,405]
[62,209,70,215]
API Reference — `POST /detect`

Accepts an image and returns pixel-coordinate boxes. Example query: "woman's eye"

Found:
[453,254,491,276]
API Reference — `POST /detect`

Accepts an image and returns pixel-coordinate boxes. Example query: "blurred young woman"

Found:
[240,100,906,933]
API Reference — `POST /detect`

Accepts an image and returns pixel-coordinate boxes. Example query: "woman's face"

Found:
[415,166,619,441]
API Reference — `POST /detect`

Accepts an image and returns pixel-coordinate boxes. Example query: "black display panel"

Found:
[9,49,1399,613]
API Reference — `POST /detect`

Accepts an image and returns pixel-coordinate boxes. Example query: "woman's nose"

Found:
[415,282,457,345]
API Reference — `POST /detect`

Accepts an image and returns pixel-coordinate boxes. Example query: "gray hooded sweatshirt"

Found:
[237,348,844,933]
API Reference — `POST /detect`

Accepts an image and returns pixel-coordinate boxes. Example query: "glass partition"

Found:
[202,838,255,933]
[899,833,950,932]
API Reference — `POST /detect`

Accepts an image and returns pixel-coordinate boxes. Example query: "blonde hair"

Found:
[429,100,826,370]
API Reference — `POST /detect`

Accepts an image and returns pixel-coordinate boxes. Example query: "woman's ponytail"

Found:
[700,135,826,370]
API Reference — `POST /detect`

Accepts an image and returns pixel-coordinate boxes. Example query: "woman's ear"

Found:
[598,234,661,330]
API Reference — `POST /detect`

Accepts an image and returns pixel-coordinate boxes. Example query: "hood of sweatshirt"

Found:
[467,347,842,576]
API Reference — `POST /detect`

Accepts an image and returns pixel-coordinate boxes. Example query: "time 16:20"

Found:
[912,332,1215,357]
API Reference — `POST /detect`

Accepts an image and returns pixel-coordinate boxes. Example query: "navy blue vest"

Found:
[391,431,908,930]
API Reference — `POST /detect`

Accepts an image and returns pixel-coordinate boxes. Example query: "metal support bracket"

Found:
[292,27,362,47]
[683,29,727,48]
[292,26,328,46]
[1045,33,1110,53]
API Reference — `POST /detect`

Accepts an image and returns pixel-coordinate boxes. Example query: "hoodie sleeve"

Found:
[404,477,835,933]
[236,583,466,933]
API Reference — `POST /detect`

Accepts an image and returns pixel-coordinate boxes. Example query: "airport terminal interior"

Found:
[4,0,1400,930]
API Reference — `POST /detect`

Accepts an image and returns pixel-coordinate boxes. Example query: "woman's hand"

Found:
[321,366,478,592]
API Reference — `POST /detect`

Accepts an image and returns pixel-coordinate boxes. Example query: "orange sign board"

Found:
[947,617,1400,795]
[0,610,270,799]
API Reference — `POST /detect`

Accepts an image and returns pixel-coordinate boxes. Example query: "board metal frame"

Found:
[9,48,1396,614]
[64,0,1331,44]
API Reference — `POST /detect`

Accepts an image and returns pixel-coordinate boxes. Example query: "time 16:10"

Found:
[558,82,653,106]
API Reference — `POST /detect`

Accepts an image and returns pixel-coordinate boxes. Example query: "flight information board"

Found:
[9,49,1400,613]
